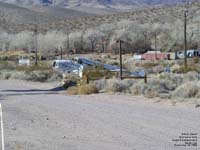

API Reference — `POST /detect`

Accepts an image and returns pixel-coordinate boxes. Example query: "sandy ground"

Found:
[0,80,200,150]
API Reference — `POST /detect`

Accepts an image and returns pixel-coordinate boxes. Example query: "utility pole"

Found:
[117,40,124,80]
[154,32,157,60]
[184,10,187,69]
[34,25,38,66]
[184,9,188,69]
[67,31,70,50]
[143,32,147,50]
[60,46,63,60]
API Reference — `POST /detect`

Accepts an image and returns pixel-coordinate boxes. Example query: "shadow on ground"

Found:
[1,86,65,96]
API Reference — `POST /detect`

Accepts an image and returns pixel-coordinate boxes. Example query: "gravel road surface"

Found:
[0,80,199,150]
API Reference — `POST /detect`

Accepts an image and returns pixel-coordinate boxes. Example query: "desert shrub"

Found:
[9,71,28,80]
[0,61,16,70]
[78,84,98,95]
[94,78,107,91]
[66,87,78,95]
[167,74,183,87]
[2,72,11,80]
[159,79,177,91]
[130,81,147,95]
[144,88,158,98]
[16,62,51,73]
[161,73,196,87]
[31,71,50,82]
[130,77,176,98]
[172,82,200,99]
[194,57,199,63]
[195,91,200,98]
[183,71,200,83]
[105,78,130,93]
[0,56,8,61]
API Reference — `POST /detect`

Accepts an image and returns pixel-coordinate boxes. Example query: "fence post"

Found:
[144,74,147,84]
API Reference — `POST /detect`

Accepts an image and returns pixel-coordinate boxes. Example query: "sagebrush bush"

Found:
[26,71,50,82]
[130,81,147,95]
[2,72,11,80]
[10,71,28,80]
[172,82,200,99]
[94,78,107,91]
[0,61,16,70]
[144,88,158,98]
[105,78,131,93]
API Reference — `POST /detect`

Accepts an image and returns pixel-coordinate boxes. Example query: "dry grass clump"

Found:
[173,66,199,73]
[172,82,200,99]
[66,84,99,95]
[66,87,78,95]
[78,84,98,95]
[139,62,159,68]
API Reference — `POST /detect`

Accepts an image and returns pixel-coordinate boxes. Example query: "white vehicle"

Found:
[53,60,84,78]
[133,54,142,60]
[19,56,30,66]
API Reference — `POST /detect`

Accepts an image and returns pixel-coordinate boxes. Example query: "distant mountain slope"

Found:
[0,1,94,33]
[1,0,200,16]
[1,0,200,8]
[1,0,199,33]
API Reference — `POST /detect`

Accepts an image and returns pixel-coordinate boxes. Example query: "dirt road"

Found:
[0,80,199,150]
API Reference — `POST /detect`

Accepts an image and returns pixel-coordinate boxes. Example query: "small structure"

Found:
[142,51,170,60]
[175,49,200,59]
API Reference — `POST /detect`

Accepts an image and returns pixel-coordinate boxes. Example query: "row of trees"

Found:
[0,19,199,54]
